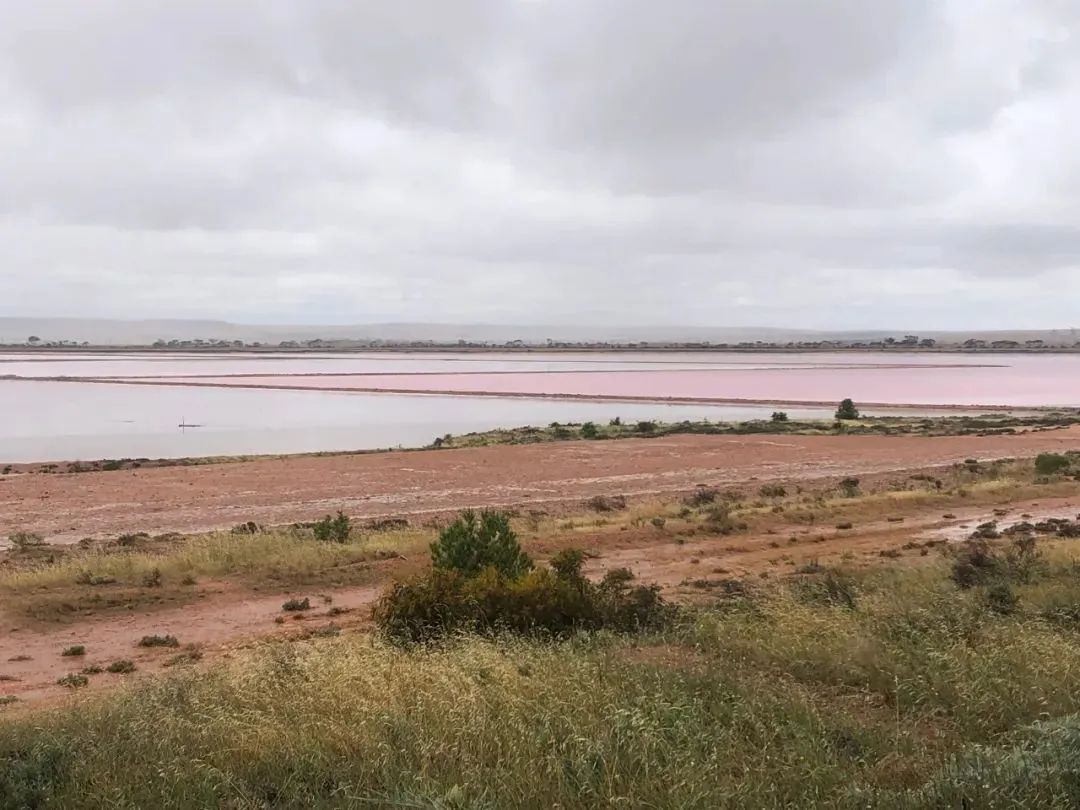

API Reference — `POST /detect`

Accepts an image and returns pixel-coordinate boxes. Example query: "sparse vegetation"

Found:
[282,597,311,612]
[771,411,789,422]
[105,659,136,674]
[60,645,85,657]
[137,634,179,648]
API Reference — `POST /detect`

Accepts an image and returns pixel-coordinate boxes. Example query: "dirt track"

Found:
[3,428,1079,543]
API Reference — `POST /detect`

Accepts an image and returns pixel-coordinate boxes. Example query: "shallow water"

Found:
[0,379,842,463]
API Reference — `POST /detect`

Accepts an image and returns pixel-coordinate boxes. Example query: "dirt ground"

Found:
[3,428,1080,709]
[3,428,1079,543]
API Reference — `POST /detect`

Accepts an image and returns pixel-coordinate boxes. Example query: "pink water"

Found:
[150,354,1080,408]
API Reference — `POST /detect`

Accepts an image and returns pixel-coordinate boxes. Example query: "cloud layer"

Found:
[3,1,1079,329]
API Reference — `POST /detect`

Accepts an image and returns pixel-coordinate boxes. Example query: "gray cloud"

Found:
[1,0,1079,330]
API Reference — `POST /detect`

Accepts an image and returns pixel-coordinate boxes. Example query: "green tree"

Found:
[771,411,789,422]
[430,510,532,579]
[835,398,860,420]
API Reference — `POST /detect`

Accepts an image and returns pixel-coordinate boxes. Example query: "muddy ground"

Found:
[3,428,1079,543]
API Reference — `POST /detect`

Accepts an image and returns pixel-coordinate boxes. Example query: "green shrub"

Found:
[770,411,789,422]
[835,398,860,420]
[430,510,532,579]
[580,422,599,439]
[282,597,311,612]
[1035,453,1071,476]
[374,555,670,643]
[313,511,351,543]
[60,646,85,658]
[635,420,657,434]
[105,660,136,674]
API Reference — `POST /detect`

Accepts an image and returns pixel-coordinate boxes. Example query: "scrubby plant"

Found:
[313,511,351,543]
[770,411,789,422]
[56,673,88,689]
[580,421,599,439]
[60,646,85,658]
[430,510,532,579]
[635,420,657,434]
[759,484,786,498]
[106,660,136,674]
[282,597,311,612]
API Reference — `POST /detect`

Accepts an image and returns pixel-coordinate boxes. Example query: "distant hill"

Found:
[1,317,1078,347]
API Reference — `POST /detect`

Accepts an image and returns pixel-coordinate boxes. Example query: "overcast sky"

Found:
[2,1,1080,330]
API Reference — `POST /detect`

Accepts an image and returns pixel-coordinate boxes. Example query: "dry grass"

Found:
[0,527,430,621]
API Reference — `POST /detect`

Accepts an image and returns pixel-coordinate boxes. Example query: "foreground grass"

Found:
[7,539,1080,808]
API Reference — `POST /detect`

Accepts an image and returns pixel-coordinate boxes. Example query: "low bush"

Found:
[282,597,311,612]
[60,646,85,658]
[579,421,599,439]
[759,483,787,498]
[1035,452,1071,476]
[770,411,789,422]
[106,660,136,674]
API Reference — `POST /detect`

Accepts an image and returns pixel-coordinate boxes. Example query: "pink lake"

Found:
[143,353,1080,408]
